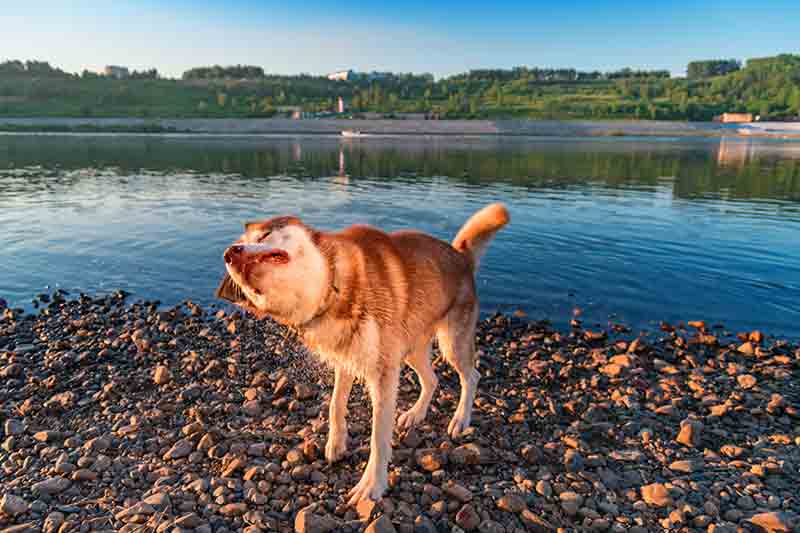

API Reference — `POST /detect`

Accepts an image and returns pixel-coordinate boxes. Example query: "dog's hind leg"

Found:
[325,366,354,463]
[397,338,438,430]
[437,301,480,439]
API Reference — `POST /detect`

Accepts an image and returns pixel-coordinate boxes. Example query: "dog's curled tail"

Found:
[452,203,510,270]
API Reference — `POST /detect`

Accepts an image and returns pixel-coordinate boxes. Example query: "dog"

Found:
[216,203,509,504]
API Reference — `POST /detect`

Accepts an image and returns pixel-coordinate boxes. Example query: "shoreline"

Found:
[1,291,798,531]
[2,117,800,139]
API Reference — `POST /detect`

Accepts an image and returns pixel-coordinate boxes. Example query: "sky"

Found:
[2,0,799,79]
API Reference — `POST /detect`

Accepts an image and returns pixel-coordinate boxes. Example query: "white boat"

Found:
[341,130,368,138]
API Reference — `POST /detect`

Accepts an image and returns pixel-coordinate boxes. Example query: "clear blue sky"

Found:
[3,0,798,78]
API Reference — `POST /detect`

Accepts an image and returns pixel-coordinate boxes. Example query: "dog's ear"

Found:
[243,221,260,232]
[215,273,247,304]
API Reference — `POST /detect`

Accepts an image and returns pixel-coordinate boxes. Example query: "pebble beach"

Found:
[1,292,799,533]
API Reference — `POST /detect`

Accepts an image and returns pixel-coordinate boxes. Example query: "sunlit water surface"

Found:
[1,134,799,337]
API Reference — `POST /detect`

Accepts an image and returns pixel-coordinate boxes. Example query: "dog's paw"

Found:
[347,471,388,506]
[447,409,472,439]
[397,405,428,430]
[325,430,348,463]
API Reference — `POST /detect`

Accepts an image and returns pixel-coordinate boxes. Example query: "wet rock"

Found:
[219,502,248,516]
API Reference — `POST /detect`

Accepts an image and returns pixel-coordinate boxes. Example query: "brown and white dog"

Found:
[216,203,509,504]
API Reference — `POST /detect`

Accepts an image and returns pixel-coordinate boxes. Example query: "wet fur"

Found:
[218,203,509,504]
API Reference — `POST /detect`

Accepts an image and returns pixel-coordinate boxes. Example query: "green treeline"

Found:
[0,54,799,120]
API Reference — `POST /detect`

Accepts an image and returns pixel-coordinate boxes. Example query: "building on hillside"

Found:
[328,70,354,81]
[714,112,753,123]
[103,65,130,79]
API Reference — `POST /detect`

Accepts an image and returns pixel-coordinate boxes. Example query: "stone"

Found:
[365,515,397,533]
[163,438,193,460]
[676,418,703,447]
[32,477,71,495]
[173,513,203,528]
[71,469,97,482]
[0,493,29,516]
[737,374,757,389]
[559,492,583,516]
[43,511,65,533]
[444,482,472,503]
[294,506,339,533]
[3,420,23,437]
[416,448,446,472]
[641,483,672,507]
[520,510,555,532]
[153,365,171,385]
[115,502,156,521]
[450,443,483,465]
[496,493,526,513]
[748,512,792,532]
[455,504,480,531]
[219,502,248,516]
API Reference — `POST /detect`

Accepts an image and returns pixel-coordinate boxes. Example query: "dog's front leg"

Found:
[326,366,354,463]
[347,364,400,505]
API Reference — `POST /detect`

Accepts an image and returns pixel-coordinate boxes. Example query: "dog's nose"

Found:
[224,245,244,264]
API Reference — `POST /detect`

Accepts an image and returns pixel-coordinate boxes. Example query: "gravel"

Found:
[0,291,799,532]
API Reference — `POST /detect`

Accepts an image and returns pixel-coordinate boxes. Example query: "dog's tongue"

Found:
[215,273,247,304]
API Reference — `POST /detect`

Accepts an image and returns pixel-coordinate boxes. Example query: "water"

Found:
[1,133,799,338]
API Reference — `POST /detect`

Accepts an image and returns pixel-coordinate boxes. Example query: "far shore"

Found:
[2,117,800,139]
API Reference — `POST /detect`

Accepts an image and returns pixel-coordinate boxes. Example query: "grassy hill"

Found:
[0,55,798,121]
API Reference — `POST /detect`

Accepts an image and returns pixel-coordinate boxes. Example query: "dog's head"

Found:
[216,216,331,325]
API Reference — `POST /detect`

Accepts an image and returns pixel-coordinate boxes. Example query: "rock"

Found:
[641,483,672,507]
[564,449,584,472]
[71,469,97,482]
[676,418,703,447]
[115,502,156,521]
[535,480,552,498]
[669,459,703,473]
[173,513,203,528]
[450,443,482,465]
[737,374,757,389]
[33,430,59,442]
[295,383,315,400]
[365,515,397,533]
[43,511,64,533]
[478,520,506,533]
[32,477,71,495]
[520,511,555,532]
[163,438,193,460]
[738,342,755,355]
[559,492,583,516]
[153,365,171,385]
[219,503,248,516]
[455,504,480,531]
[496,493,526,513]
[748,512,792,532]
[0,493,29,516]
[294,506,339,533]
[444,481,472,503]
[416,448,446,472]
[3,420,23,437]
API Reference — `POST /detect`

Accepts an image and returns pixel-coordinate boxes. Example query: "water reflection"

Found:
[1,134,799,338]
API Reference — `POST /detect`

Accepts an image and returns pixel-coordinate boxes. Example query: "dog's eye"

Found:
[259,231,272,242]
